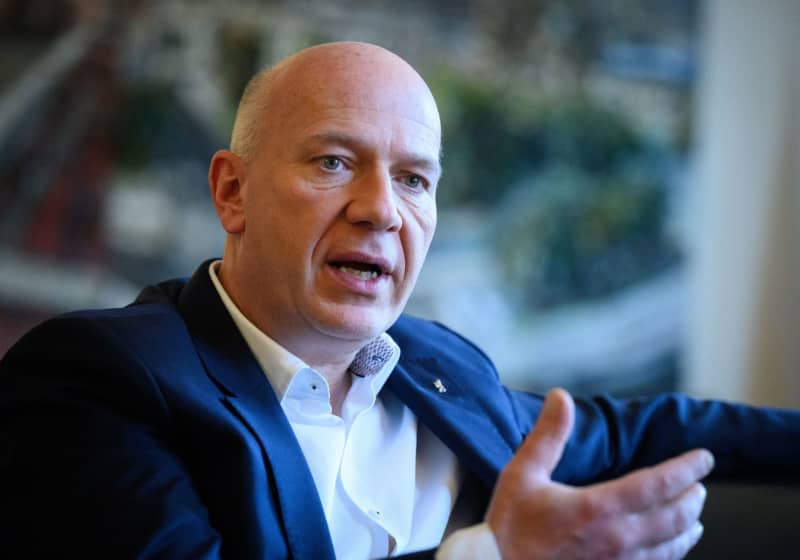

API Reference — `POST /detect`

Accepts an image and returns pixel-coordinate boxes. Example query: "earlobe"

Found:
[209,149,246,233]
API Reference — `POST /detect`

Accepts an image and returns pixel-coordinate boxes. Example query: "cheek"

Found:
[278,190,347,268]
[423,206,437,246]
[255,175,336,234]
[402,205,437,272]
[414,200,437,244]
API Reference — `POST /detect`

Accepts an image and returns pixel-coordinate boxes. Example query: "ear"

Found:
[209,149,246,233]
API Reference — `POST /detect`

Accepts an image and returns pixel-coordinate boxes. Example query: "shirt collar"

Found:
[208,260,400,402]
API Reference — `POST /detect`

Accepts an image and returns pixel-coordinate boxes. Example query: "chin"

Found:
[310,305,396,344]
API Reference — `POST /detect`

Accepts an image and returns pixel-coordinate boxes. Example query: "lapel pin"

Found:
[433,379,447,393]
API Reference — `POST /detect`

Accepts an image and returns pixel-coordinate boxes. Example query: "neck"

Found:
[254,321,360,416]
[217,258,368,416]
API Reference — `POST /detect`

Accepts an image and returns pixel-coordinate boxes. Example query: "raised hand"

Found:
[486,389,714,559]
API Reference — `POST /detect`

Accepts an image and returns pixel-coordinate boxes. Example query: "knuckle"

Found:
[650,465,688,502]
[652,470,674,497]
[668,504,694,536]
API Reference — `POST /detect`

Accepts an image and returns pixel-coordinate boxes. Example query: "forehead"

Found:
[266,46,440,137]
[310,85,440,133]
[268,82,442,165]
[276,83,438,131]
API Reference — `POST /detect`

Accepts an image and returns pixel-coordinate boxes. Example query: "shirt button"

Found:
[368,509,382,519]
[310,383,318,391]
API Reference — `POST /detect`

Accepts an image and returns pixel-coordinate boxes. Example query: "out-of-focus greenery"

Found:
[493,163,677,308]
[217,22,263,115]
[112,80,219,173]
[430,70,680,309]
[112,81,177,170]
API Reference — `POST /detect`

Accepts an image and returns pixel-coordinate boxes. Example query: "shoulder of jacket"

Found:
[390,314,500,381]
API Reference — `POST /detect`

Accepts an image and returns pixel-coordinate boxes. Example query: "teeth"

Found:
[338,265,379,280]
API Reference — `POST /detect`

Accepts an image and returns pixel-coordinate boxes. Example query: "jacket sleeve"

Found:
[0,315,223,559]
[505,388,800,485]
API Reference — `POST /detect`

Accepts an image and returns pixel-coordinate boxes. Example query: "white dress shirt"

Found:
[208,262,500,559]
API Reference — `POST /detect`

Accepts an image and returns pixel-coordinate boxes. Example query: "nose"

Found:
[345,168,403,231]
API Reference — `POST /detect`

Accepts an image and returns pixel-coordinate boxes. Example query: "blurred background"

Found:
[0,0,797,406]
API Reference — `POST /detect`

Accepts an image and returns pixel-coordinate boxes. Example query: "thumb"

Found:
[517,388,575,478]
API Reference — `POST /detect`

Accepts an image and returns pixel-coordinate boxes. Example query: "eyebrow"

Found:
[305,131,443,176]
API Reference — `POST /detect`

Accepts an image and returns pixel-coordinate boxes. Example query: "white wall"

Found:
[686,0,800,407]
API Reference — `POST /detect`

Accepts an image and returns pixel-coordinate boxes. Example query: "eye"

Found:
[403,174,427,190]
[320,156,342,171]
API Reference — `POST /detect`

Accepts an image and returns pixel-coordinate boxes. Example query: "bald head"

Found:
[230,42,440,163]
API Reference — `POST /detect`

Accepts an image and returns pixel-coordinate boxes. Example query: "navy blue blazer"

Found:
[1,261,798,559]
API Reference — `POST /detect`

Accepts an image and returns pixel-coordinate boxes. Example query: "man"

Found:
[0,42,798,559]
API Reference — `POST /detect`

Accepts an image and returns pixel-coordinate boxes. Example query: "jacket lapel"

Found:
[176,262,335,559]
[386,358,517,490]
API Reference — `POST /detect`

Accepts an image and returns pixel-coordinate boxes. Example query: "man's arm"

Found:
[507,390,800,485]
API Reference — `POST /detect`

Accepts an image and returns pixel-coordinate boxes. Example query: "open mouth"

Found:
[330,261,384,281]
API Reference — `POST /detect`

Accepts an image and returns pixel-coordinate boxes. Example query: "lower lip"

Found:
[326,264,389,296]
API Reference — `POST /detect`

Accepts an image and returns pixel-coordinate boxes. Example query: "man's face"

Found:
[233,62,441,349]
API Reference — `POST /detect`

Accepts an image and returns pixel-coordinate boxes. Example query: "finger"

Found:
[596,448,714,513]
[515,388,575,477]
[629,482,707,548]
[628,522,704,560]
